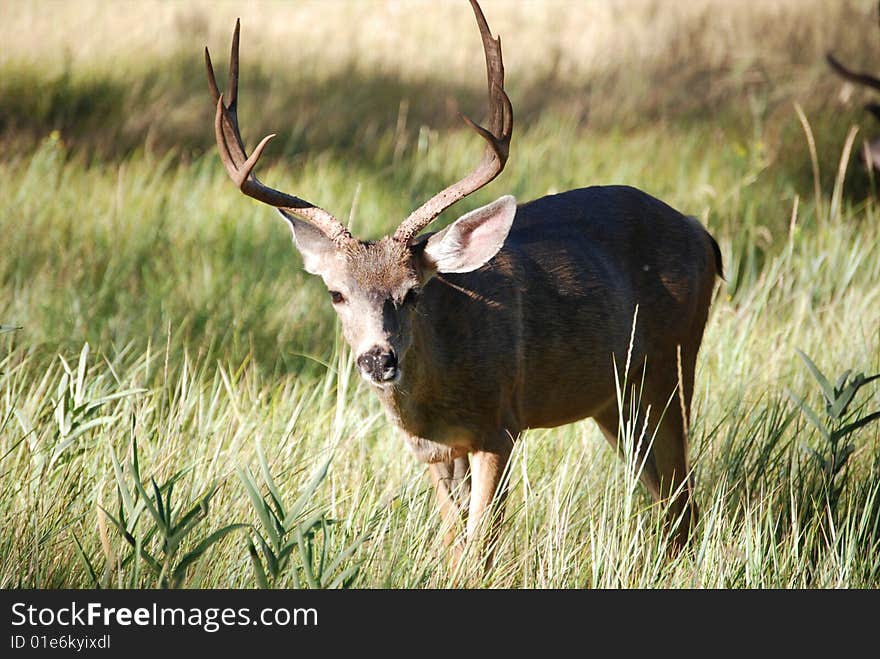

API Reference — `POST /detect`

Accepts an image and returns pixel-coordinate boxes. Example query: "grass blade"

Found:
[71,532,100,588]
[171,524,247,586]
[788,392,831,441]
[237,466,281,548]
[795,349,834,407]
[283,455,333,530]
[831,411,880,443]
[248,540,270,589]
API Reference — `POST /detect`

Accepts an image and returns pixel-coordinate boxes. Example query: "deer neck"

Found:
[373,311,442,433]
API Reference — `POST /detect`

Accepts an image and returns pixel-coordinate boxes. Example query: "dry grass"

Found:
[1,0,872,81]
[1,0,878,158]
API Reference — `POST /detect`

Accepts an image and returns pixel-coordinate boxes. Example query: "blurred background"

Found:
[2,0,877,160]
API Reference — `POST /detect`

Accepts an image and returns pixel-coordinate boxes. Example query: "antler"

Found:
[826,2,880,93]
[205,19,352,245]
[392,0,513,245]
[826,53,880,92]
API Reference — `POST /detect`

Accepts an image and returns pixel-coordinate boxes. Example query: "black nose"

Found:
[356,347,398,382]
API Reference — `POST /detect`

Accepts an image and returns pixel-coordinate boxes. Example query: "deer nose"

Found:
[356,347,399,384]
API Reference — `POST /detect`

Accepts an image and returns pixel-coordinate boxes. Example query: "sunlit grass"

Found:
[2,114,878,587]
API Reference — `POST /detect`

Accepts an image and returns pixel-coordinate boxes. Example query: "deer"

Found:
[204,0,722,564]
[827,2,880,170]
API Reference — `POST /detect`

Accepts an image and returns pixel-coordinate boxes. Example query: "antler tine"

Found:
[826,53,880,92]
[206,20,352,244]
[205,47,221,103]
[227,18,240,109]
[393,0,513,245]
[205,20,247,159]
[826,3,880,93]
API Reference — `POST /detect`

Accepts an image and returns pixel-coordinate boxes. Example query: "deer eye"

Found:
[329,290,346,304]
[403,288,421,306]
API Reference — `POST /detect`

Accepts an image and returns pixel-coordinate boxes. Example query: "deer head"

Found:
[204,0,513,386]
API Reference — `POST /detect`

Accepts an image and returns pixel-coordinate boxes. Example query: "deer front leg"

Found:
[427,457,471,556]
[466,439,514,566]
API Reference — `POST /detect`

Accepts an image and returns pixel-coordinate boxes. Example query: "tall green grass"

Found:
[2,112,879,587]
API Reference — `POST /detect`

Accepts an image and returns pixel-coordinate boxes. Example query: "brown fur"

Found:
[335,185,721,553]
[343,240,417,298]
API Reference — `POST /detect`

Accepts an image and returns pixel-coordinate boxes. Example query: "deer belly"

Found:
[403,434,470,464]
[519,357,618,429]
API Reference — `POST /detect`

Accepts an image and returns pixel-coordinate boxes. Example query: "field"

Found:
[1,0,879,588]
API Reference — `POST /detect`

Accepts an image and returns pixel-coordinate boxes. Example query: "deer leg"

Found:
[594,377,696,547]
[593,400,661,493]
[648,346,699,544]
[465,437,514,566]
[427,457,471,555]
[640,402,697,547]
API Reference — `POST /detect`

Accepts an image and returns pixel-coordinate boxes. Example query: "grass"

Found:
[0,0,879,588]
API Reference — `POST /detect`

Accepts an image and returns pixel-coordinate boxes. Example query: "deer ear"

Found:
[278,209,338,276]
[420,195,516,274]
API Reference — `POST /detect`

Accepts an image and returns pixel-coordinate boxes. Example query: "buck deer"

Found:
[204,0,722,562]
[827,2,880,170]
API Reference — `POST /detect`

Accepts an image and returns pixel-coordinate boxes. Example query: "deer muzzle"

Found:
[356,346,400,385]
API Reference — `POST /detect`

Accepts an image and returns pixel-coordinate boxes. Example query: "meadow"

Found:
[1,0,879,588]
